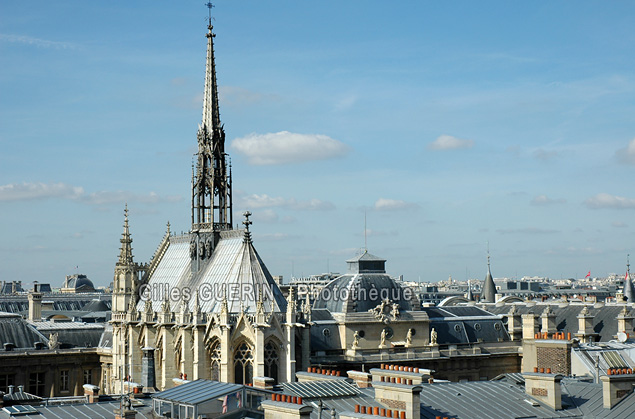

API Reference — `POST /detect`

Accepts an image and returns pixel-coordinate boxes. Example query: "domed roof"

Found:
[63,274,95,292]
[313,251,419,314]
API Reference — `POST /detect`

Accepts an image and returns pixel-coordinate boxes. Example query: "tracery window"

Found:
[209,340,221,381]
[264,341,279,383]
[234,342,253,385]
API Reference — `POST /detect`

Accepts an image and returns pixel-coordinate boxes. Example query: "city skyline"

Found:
[2,1,635,287]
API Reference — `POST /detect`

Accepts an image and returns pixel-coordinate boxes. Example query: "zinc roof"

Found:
[282,380,361,399]
[152,379,242,405]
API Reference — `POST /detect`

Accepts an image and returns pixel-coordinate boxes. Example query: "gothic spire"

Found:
[192,3,233,232]
[481,246,496,303]
[202,2,221,134]
[117,204,134,266]
[624,254,635,303]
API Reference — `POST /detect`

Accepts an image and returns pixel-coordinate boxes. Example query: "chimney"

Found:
[540,306,557,336]
[601,370,635,409]
[616,307,634,336]
[370,365,433,385]
[261,395,313,419]
[506,305,522,341]
[8,385,14,395]
[523,372,563,410]
[522,313,538,340]
[83,384,100,403]
[254,376,275,390]
[141,347,157,394]
[576,306,597,343]
[373,381,422,419]
[28,289,42,321]
[347,371,372,388]
[114,408,137,419]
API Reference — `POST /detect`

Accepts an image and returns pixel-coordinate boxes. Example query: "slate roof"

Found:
[137,231,286,314]
[0,312,48,349]
[313,273,418,313]
[30,321,104,348]
[422,306,510,344]
[486,303,632,342]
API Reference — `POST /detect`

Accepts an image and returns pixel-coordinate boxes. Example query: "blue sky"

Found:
[2,1,635,287]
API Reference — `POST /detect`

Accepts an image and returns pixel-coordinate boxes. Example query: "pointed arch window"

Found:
[208,339,221,381]
[264,341,279,384]
[233,342,253,385]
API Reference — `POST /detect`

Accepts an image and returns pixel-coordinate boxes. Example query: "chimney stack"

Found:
[601,370,635,409]
[261,395,313,419]
[523,372,563,410]
[522,313,538,340]
[28,288,42,321]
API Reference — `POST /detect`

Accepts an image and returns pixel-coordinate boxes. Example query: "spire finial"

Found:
[206,2,214,28]
[487,241,490,269]
[242,211,253,243]
[628,254,631,274]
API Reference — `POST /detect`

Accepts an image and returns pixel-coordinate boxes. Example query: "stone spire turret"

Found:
[191,3,232,232]
[624,254,635,303]
[117,204,134,266]
[112,204,138,313]
[481,249,496,303]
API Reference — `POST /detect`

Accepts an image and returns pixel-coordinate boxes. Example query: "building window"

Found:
[264,341,279,384]
[208,340,221,381]
[0,374,15,393]
[60,370,69,392]
[29,372,45,397]
[233,342,253,385]
[83,369,92,385]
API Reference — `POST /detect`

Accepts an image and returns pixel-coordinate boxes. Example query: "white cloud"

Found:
[616,138,635,165]
[531,195,566,206]
[427,135,473,151]
[0,34,76,49]
[0,182,83,201]
[497,227,559,234]
[231,131,349,165]
[81,191,181,205]
[584,193,635,210]
[239,193,335,211]
[219,86,279,107]
[0,182,181,205]
[612,221,628,228]
[533,148,560,161]
[374,198,418,211]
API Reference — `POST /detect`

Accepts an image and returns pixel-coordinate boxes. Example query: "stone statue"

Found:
[352,331,360,349]
[190,240,197,258]
[48,332,59,350]
[391,302,400,320]
[430,328,438,345]
[380,328,387,346]
[406,328,413,346]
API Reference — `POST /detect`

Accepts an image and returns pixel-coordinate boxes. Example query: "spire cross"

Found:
[628,254,631,273]
[206,2,214,27]
[124,203,129,222]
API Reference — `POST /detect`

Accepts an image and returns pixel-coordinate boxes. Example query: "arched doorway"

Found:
[233,342,253,385]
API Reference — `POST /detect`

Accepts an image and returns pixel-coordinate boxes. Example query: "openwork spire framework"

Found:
[192,9,233,232]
